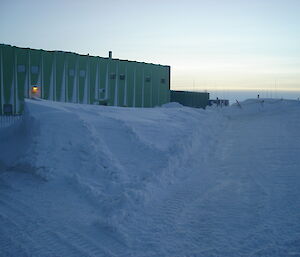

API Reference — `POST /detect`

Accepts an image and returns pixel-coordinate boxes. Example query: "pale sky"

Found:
[1,0,299,91]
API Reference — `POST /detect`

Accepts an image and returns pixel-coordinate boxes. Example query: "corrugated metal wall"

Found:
[0,44,170,114]
[170,90,209,109]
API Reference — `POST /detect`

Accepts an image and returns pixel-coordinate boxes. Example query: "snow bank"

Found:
[0,98,299,257]
[161,102,184,108]
[0,100,225,250]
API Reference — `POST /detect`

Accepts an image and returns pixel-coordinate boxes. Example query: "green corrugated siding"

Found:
[99,58,107,102]
[143,64,150,108]
[55,52,64,102]
[42,51,53,100]
[89,56,97,105]
[126,62,134,107]
[2,45,14,109]
[135,62,142,107]
[154,65,161,106]
[30,49,41,90]
[78,56,85,104]
[0,44,170,114]
[15,47,27,113]
[117,61,125,106]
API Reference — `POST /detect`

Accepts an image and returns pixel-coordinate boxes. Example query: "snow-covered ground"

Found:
[0,98,299,257]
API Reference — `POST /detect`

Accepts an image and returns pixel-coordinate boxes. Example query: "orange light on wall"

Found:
[32,86,39,94]
[30,85,41,98]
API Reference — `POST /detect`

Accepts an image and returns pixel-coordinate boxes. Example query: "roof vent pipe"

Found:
[109,51,112,59]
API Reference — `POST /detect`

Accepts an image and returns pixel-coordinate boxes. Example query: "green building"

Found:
[0,44,170,115]
[170,90,209,109]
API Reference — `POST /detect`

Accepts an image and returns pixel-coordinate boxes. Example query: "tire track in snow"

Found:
[0,190,114,257]
[123,153,224,256]
[122,105,300,257]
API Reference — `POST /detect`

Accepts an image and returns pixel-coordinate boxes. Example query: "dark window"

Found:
[69,69,75,76]
[17,65,25,73]
[110,73,116,79]
[31,66,39,74]
[119,74,125,80]
[145,77,151,82]
[161,78,166,84]
[79,70,86,77]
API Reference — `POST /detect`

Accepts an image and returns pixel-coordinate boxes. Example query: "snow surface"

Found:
[0,98,300,257]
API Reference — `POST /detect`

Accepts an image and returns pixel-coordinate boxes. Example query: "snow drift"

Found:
[0,98,299,257]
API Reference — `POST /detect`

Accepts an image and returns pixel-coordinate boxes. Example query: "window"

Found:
[145,77,151,82]
[119,74,125,80]
[79,70,86,77]
[161,78,165,84]
[110,73,116,79]
[17,65,25,73]
[31,66,39,74]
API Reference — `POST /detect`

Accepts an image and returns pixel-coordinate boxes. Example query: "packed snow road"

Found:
[0,99,299,257]
[125,100,300,257]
